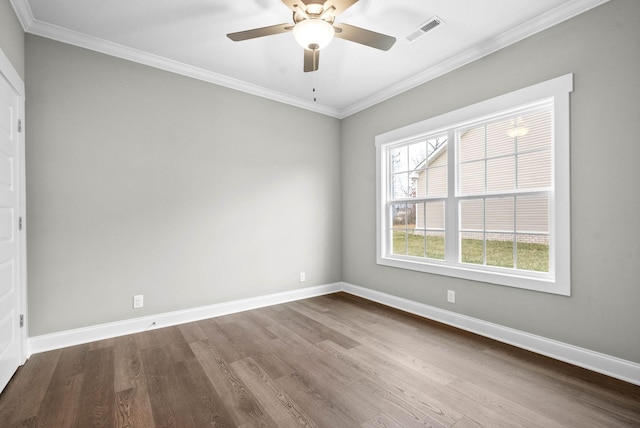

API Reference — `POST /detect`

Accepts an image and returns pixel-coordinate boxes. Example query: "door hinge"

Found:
[18,217,23,231]
[19,314,24,328]
[17,119,22,133]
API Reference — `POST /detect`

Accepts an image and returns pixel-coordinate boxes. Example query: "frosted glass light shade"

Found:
[293,19,335,50]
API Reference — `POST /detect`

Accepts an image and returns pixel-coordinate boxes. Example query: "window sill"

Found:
[378,255,569,296]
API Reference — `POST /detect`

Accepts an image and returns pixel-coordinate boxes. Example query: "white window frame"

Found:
[376,74,572,295]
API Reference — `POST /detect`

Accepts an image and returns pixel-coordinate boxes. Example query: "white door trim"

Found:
[0,47,27,364]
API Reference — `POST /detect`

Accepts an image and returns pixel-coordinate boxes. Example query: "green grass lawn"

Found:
[393,231,548,272]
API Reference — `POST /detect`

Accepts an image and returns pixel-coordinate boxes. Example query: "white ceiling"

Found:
[11,0,607,118]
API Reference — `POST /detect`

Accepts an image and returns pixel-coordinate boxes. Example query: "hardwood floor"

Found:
[1,292,639,427]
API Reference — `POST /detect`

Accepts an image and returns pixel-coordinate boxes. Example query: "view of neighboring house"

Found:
[394,108,552,270]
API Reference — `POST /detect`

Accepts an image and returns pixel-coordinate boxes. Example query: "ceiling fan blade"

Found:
[333,23,396,51]
[227,23,291,42]
[303,49,320,72]
[324,0,358,16]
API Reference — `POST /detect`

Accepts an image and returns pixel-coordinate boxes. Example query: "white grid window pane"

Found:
[409,141,427,170]
[460,199,484,231]
[487,234,514,268]
[391,203,408,228]
[486,197,514,232]
[392,173,410,199]
[487,120,515,157]
[459,127,485,162]
[459,161,485,195]
[487,156,516,192]
[377,75,571,294]
[390,146,408,173]
[517,110,552,152]
[426,201,445,229]
[516,196,549,233]
[427,166,447,197]
[518,150,552,189]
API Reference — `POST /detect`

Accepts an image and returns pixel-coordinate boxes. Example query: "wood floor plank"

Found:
[351,362,464,427]
[287,300,372,343]
[349,377,449,428]
[212,319,276,356]
[577,389,640,425]
[451,416,485,428]
[318,331,457,387]
[173,357,237,426]
[115,388,134,428]
[47,344,90,390]
[113,335,155,427]
[140,346,196,428]
[0,350,61,425]
[2,293,639,427]
[8,416,38,428]
[361,413,404,428]
[197,319,248,363]
[231,357,317,428]
[189,340,277,427]
[318,330,464,427]
[346,343,535,428]
[177,321,208,343]
[35,373,83,428]
[271,306,361,349]
[268,333,363,386]
[245,346,296,381]
[276,371,366,427]
[76,347,116,428]
[135,325,187,351]
[503,371,639,427]
[360,320,516,387]
[446,378,566,428]
[113,335,143,392]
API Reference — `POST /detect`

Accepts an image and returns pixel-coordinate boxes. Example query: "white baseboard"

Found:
[341,282,640,386]
[28,283,342,355]
[28,281,639,386]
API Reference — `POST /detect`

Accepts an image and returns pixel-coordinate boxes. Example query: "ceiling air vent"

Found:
[406,16,444,43]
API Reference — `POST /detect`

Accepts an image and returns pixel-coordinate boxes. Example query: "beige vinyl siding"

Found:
[415,148,447,233]
[412,108,551,254]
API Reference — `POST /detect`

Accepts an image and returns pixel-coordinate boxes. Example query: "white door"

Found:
[0,52,25,393]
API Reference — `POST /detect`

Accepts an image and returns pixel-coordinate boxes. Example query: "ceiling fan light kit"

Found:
[227,0,396,72]
[293,18,335,50]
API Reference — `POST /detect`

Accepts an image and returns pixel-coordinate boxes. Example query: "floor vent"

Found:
[406,16,444,42]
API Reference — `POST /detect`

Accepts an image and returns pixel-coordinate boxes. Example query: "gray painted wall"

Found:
[0,0,24,78]
[21,0,640,365]
[341,0,640,363]
[25,35,342,336]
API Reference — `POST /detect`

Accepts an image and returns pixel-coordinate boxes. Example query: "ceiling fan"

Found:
[227,0,396,72]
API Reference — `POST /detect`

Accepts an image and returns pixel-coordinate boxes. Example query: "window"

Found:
[376,74,572,295]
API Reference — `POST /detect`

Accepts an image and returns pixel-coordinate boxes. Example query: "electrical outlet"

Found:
[447,290,455,303]
[299,272,306,282]
[133,294,144,309]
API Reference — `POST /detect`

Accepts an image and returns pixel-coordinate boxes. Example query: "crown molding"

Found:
[339,0,611,118]
[13,3,342,118]
[9,0,34,31]
[12,0,609,119]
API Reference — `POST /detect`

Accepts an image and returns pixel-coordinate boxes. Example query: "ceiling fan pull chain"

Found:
[313,72,318,102]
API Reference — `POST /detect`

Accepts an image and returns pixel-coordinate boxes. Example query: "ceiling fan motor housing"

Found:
[293,2,335,24]
[227,0,396,73]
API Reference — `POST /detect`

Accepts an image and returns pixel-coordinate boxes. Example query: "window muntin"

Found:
[456,106,552,273]
[388,135,448,261]
[376,74,572,295]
